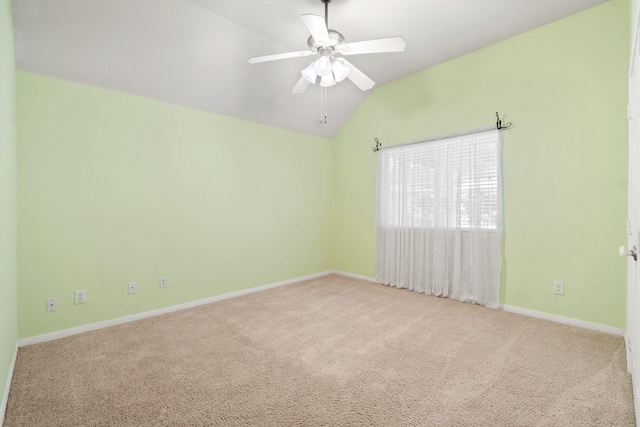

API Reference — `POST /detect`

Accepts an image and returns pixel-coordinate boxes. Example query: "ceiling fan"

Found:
[248,0,406,94]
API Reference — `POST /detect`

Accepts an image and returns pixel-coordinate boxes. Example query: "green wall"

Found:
[0,0,17,412]
[16,72,333,338]
[332,0,630,328]
[633,0,640,43]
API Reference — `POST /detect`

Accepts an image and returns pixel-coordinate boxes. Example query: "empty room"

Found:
[1,0,640,425]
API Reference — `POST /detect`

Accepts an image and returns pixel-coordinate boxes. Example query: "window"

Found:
[375,129,503,307]
[377,129,501,231]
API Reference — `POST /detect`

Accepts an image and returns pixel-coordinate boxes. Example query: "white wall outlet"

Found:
[128,281,137,294]
[160,276,167,289]
[46,298,58,312]
[74,290,86,304]
[316,251,321,261]
[553,281,564,295]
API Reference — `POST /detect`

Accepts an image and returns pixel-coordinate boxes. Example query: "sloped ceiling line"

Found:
[12,0,608,138]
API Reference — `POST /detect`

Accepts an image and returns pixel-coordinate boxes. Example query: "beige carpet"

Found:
[4,274,635,426]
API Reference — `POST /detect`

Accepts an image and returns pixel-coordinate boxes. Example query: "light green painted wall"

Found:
[0,0,18,410]
[632,0,639,44]
[17,72,333,338]
[332,0,630,328]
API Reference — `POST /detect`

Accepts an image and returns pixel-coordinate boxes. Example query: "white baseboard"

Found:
[502,305,624,336]
[17,270,622,347]
[331,274,626,336]
[331,270,378,283]
[332,273,626,338]
[0,345,18,427]
[18,270,335,347]
[332,274,625,337]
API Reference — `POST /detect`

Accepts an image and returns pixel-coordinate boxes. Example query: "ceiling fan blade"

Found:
[338,36,406,56]
[339,59,375,91]
[248,50,314,64]
[292,76,310,94]
[301,14,330,46]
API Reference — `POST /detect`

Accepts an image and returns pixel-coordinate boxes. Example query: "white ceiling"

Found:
[12,0,608,138]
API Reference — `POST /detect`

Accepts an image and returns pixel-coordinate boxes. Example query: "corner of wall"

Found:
[0,0,19,420]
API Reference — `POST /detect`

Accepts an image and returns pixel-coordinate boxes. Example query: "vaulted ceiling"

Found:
[12,0,608,138]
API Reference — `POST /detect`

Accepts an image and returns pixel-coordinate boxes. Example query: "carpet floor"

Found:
[3,274,636,426]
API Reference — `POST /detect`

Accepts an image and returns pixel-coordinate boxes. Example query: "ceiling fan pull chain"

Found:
[324,87,328,124]
[320,87,323,123]
[320,87,328,124]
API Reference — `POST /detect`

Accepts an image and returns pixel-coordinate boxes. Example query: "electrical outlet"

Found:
[128,281,137,294]
[160,276,167,289]
[46,298,58,312]
[553,281,564,295]
[316,251,321,261]
[74,290,86,304]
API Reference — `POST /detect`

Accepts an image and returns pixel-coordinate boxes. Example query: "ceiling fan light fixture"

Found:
[332,59,350,82]
[314,56,333,77]
[301,62,318,83]
[319,73,336,87]
[249,0,405,109]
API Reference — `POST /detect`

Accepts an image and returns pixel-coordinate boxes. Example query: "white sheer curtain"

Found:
[375,129,502,308]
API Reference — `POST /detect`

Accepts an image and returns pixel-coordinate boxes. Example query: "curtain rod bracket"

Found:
[496,112,513,130]
[372,137,382,152]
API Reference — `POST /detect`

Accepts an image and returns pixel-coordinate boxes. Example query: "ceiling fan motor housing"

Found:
[307,29,345,52]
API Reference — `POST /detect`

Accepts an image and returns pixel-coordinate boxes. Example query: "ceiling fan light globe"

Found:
[301,63,318,84]
[319,73,337,87]
[332,60,350,82]
[314,56,333,77]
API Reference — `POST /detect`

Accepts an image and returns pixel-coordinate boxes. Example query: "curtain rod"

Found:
[372,112,512,152]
